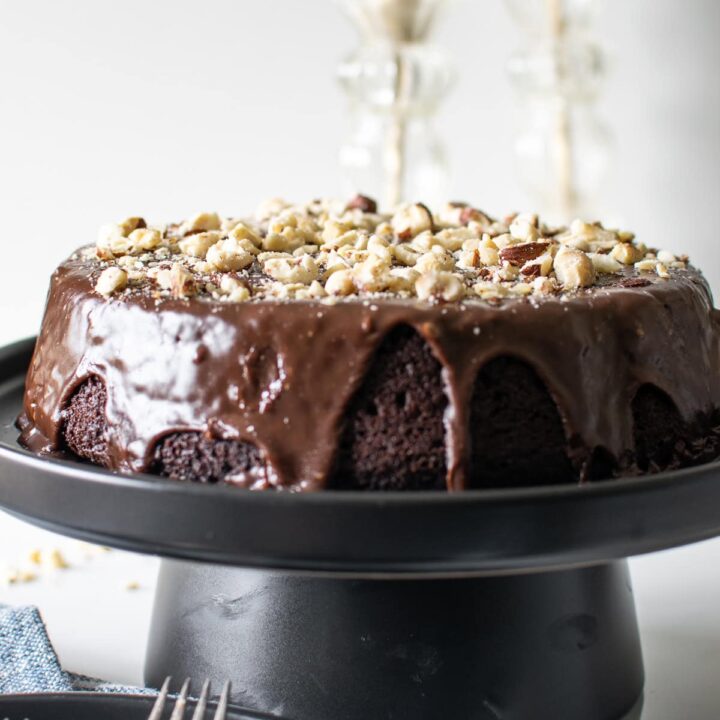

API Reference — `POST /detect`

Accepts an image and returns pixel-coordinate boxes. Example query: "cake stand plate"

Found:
[2,337,720,575]
[1,338,718,720]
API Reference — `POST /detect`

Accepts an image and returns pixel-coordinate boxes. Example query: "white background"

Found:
[0,0,719,344]
[0,1,719,718]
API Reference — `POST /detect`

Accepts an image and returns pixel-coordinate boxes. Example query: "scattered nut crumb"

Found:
[49,549,69,570]
[4,568,38,585]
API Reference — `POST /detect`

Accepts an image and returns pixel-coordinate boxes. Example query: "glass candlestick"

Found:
[506,0,612,222]
[337,0,454,209]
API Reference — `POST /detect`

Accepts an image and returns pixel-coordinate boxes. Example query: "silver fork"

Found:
[147,676,231,720]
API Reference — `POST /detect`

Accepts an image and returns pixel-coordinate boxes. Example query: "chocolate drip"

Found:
[19,256,720,491]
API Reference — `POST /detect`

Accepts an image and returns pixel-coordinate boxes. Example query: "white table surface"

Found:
[0,512,718,719]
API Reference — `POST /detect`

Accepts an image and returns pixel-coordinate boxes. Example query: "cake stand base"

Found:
[145,560,644,720]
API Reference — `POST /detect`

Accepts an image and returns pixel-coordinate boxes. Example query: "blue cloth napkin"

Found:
[0,604,151,695]
[0,605,71,693]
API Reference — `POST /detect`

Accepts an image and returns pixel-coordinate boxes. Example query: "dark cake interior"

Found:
[468,356,575,488]
[329,325,448,491]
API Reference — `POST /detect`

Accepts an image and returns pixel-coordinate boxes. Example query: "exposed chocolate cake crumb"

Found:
[152,432,265,486]
[632,385,685,472]
[469,357,575,488]
[61,377,110,467]
[329,325,448,491]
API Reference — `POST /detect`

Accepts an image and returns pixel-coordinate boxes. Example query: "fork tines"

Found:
[148,677,231,720]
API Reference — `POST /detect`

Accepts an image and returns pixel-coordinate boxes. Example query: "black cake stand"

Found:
[1,338,719,720]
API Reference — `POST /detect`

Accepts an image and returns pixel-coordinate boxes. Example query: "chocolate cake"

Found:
[18,197,720,491]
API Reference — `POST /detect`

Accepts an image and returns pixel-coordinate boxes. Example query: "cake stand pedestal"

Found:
[146,560,643,720]
[2,339,718,720]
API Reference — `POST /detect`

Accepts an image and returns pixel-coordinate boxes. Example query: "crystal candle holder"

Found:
[337,0,454,208]
[506,0,613,222]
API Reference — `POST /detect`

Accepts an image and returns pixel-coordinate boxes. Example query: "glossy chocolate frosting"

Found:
[19,253,720,491]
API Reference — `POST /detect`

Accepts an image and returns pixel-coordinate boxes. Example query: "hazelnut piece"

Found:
[95,267,128,296]
[391,203,433,240]
[346,194,378,213]
[553,248,596,289]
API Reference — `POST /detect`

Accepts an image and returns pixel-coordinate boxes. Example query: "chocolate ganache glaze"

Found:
[18,199,720,491]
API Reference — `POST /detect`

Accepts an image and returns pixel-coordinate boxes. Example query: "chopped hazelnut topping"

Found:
[263,254,319,285]
[128,228,162,253]
[392,244,421,267]
[86,195,684,305]
[325,269,356,296]
[182,212,221,234]
[118,217,146,235]
[206,238,254,272]
[473,281,508,300]
[532,276,557,295]
[178,231,222,259]
[391,203,433,240]
[509,213,539,243]
[157,263,195,299]
[553,248,596,290]
[635,259,658,273]
[95,267,128,296]
[499,242,549,266]
[611,243,643,265]
[510,282,533,296]
[478,236,500,266]
[521,253,553,278]
[353,254,391,292]
[367,235,392,262]
[587,252,622,274]
[96,224,131,258]
[219,276,250,302]
[229,222,262,247]
[415,248,455,274]
[346,194,377,213]
[416,271,465,302]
